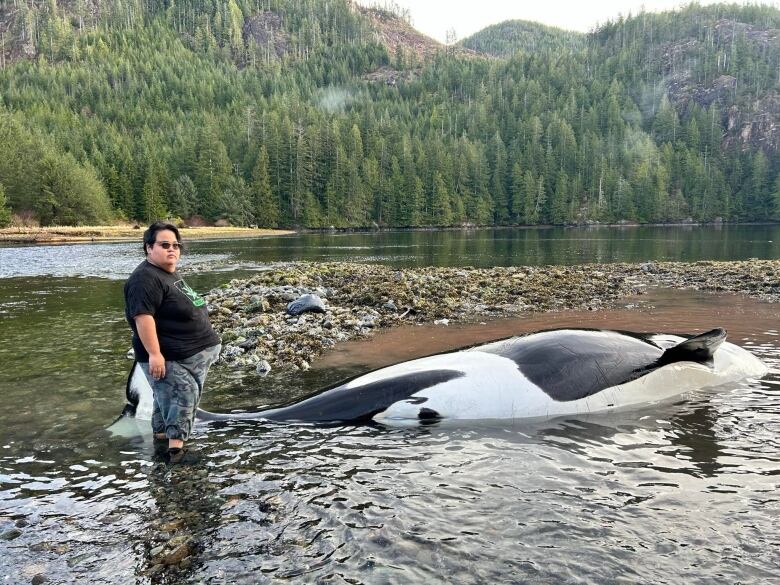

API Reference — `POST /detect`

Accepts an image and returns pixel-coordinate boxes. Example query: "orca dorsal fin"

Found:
[658,328,727,365]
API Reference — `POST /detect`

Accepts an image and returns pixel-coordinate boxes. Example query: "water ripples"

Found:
[0,242,232,279]
[1,237,779,582]
[1,374,778,584]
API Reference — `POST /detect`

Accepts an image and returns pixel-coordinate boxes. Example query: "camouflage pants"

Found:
[140,344,221,441]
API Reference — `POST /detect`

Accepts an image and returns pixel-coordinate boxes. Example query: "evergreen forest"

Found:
[0,0,778,228]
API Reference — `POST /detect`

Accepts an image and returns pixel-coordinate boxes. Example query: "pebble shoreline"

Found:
[205,259,780,373]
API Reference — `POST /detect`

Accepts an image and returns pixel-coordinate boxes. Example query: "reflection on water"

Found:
[207,225,780,268]
[168,225,780,267]
[2,225,780,280]
[2,388,777,584]
[0,241,233,279]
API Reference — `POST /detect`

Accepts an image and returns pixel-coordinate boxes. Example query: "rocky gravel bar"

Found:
[205,260,780,372]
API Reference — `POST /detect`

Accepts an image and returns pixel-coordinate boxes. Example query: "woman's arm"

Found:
[134,314,166,379]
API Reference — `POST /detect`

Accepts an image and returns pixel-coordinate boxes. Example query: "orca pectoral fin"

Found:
[106,404,149,437]
[658,328,727,365]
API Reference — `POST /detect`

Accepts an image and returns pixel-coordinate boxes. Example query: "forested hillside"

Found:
[0,0,778,228]
[458,20,584,58]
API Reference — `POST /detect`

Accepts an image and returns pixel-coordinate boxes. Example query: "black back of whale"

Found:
[119,327,727,424]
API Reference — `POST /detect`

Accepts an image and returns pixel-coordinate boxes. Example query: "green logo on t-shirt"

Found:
[174,279,206,307]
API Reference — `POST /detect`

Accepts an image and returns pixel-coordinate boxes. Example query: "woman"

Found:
[124,221,221,464]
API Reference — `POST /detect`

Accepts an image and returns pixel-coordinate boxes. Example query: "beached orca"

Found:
[111,328,767,430]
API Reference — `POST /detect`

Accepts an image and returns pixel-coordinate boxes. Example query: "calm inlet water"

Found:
[0,226,778,584]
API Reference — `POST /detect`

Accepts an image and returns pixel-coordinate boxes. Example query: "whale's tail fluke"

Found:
[658,328,727,366]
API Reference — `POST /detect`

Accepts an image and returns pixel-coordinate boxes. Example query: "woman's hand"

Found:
[149,352,166,380]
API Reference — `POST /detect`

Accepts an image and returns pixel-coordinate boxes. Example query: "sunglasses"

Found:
[155,241,182,250]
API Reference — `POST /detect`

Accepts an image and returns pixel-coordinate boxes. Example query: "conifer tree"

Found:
[400,154,423,227]
[510,162,524,223]
[490,132,508,223]
[170,175,198,219]
[251,146,279,227]
[652,95,679,144]
[0,183,12,227]
[772,175,780,221]
[195,125,232,220]
[749,150,769,219]
[142,159,168,222]
[431,171,453,225]
[517,171,533,225]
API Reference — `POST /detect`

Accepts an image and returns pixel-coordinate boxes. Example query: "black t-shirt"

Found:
[124,260,220,362]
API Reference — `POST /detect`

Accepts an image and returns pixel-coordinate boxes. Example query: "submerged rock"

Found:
[161,542,191,565]
[1,528,22,541]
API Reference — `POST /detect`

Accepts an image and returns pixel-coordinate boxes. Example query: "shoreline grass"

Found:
[0,225,295,243]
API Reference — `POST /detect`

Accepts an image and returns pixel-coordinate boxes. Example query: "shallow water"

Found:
[1,288,778,584]
[2,224,780,279]
[1,228,779,583]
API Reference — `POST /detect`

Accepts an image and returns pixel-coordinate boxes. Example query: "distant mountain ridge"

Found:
[351,3,779,152]
[454,6,779,151]
[458,19,585,58]
[0,0,777,229]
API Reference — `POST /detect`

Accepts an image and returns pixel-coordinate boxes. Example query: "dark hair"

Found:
[143,221,181,255]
